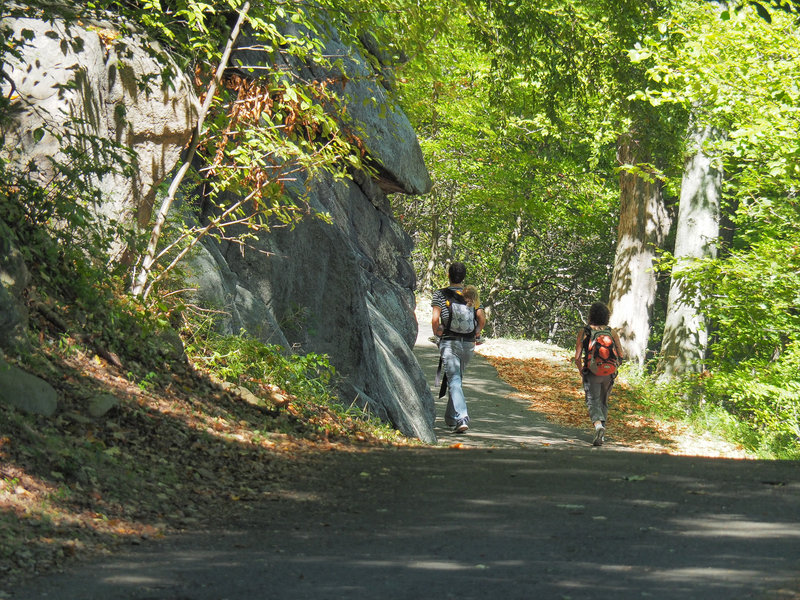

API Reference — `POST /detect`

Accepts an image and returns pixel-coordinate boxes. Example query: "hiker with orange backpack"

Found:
[573,302,625,446]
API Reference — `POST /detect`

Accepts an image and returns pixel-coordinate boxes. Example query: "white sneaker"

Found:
[593,426,605,446]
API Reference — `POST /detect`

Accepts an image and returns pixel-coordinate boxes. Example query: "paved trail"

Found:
[11,338,800,600]
[414,335,586,448]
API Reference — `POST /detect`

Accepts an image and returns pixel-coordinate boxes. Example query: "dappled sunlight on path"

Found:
[415,329,752,457]
[8,335,795,600]
[413,334,587,449]
[14,446,800,600]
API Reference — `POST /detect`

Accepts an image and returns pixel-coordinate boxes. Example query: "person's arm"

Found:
[431,305,444,338]
[574,329,585,371]
[474,308,486,341]
[612,330,626,361]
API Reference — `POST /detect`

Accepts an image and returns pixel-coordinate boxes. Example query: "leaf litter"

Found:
[0,344,412,592]
[477,338,752,458]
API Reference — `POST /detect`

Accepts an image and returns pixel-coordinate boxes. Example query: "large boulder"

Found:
[1,7,436,442]
[205,170,436,441]
[0,7,197,354]
[0,356,58,416]
[190,17,436,441]
[0,13,198,251]
[231,18,431,197]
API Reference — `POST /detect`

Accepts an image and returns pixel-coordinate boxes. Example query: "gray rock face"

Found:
[189,19,437,441]
[307,25,432,196]
[88,393,120,418]
[0,357,58,416]
[232,19,431,197]
[1,8,435,442]
[0,15,198,248]
[204,170,436,441]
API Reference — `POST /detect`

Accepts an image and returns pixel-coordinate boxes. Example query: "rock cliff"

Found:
[1,14,198,245]
[189,17,436,441]
[0,8,436,441]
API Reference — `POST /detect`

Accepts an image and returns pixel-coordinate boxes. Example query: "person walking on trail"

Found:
[573,302,625,446]
[431,262,486,434]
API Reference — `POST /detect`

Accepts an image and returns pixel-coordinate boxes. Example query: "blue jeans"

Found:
[440,339,475,426]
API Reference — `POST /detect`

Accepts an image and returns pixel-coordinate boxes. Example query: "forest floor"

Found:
[0,334,753,595]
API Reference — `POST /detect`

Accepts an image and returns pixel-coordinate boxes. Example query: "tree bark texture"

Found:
[444,194,455,261]
[658,126,722,380]
[608,133,671,366]
[484,210,524,331]
[422,209,440,294]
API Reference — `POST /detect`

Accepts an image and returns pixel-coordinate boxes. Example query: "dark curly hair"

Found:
[448,262,467,284]
[588,302,610,326]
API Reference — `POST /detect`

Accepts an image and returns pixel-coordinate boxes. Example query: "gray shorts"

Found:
[583,371,615,424]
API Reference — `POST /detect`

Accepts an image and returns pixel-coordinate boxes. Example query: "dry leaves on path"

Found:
[482,352,751,458]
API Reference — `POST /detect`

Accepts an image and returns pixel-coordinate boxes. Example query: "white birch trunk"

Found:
[658,126,722,380]
[484,210,524,328]
[422,210,439,293]
[131,2,250,298]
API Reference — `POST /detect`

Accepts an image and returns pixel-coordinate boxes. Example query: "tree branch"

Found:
[132,1,251,298]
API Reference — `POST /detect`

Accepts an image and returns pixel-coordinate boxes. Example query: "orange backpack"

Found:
[584,326,619,376]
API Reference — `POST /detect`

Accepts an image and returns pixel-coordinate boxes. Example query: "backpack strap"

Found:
[439,287,454,333]
[436,356,448,398]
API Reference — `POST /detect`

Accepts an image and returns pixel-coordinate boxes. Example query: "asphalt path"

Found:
[11,339,800,600]
[414,336,586,448]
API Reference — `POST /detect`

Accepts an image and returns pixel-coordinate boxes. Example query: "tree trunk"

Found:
[131,2,250,298]
[547,303,563,345]
[422,209,440,293]
[444,191,455,261]
[658,126,722,380]
[484,210,524,330]
[608,133,671,367]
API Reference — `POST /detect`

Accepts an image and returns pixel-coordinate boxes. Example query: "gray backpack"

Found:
[442,288,476,336]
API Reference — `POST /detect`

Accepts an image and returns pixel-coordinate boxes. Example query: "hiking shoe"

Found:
[454,419,469,434]
[592,426,605,446]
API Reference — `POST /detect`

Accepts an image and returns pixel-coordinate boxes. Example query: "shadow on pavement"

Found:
[12,448,800,600]
[10,336,800,600]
